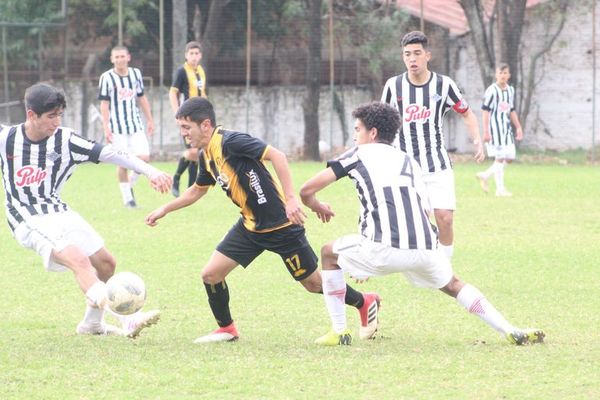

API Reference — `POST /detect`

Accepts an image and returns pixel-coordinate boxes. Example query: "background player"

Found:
[99,45,155,208]
[169,41,206,197]
[145,97,380,344]
[300,101,544,346]
[0,83,171,337]
[476,63,524,196]
[381,31,485,260]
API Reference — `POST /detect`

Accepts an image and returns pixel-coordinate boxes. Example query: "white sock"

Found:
[83,304,104,325]
[494,161,505,193]
[129,172,141,187]
[456,284,514,335]
[119,182,133,203]
[85,281,108,309]
[322,269,347,333]
[439,244,454,260]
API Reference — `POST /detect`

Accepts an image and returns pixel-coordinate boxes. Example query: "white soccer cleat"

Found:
[495,190,513,197]
[125,309,161,339]
[76,321,124,336]
[193,323,240,344]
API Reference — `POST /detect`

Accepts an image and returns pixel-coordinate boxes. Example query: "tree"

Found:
[302,0,322,160]
[172,0,187,70]
[458,0,569,130]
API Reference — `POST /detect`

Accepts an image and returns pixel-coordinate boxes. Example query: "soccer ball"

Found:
[105,272,146,315]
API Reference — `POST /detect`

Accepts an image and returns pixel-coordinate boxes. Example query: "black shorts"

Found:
[216,219,318,281]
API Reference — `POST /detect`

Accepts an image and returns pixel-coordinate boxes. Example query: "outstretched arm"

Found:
[459,108,485,162]
[299,167,337,223]
[145,184,208,227]
[263,146,306,226]
[98,145,171,193]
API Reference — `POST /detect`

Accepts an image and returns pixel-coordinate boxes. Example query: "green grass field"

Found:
[1,160,600,399]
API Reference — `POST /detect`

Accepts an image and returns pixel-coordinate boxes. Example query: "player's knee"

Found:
[201,268,223,285]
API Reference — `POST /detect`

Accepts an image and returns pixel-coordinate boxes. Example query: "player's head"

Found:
[352,102,400,145]
[110,46,131,69]
[24,83,66,135]
[24,83,67,116]
[495,62,511,85]
[401,31,431,75]
[176,97,216,149]
[185,41,203,65]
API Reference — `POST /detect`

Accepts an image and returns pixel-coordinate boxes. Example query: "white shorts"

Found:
[333,234,453,289]
[112,130,150,156]
[422,168,456,210]
[13,211,104,272]
[486,143,516,160]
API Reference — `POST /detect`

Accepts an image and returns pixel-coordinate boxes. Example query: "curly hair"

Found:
[352,102,400,144]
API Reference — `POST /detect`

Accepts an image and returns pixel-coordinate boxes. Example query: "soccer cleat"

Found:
[315,329,353,346]
[125,309,161,339]
[76,321,124,336]
[193,322,239,344]
[506,328,545,345]
[476,172,489,193]
[496,190,513,197]
[358,292,380,340]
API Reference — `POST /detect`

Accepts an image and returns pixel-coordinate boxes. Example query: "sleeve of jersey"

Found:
[326,147,359,179]
[69,133,103,164]
[447,79,469,114]
[380,78,394,104]
[98,74,110,101]
[195,152,216,187]
[98,144,163,178]
[134,68,145,96]
[481,87,493,111]
[171,68,184,91]
[224,132,266,160]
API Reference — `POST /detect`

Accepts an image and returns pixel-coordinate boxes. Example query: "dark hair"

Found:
[176,97,216,126]
[352,102,400,145]
[401,31,428,49]
[496,62,510,71]
[185,41,202,53]
[24,83,67,116]
[111,45,129,54]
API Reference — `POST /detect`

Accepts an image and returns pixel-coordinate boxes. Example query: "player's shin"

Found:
[204,281,233,327]
[322,269,348,333]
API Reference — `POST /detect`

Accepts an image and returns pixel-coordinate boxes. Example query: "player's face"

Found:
[28,107,63,137]
[353,118,375,145]
[178,117,212,149]
[110,49,131,70]
[185,48,202,67]
[402,43,431,76]
[496,68,511,85]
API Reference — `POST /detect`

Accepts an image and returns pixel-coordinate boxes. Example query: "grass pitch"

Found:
[1,160,599,399]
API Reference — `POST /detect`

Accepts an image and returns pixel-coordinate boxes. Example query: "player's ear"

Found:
[369,127,378,142]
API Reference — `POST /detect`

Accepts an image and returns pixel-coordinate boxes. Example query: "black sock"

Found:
[175,157,190,177]
[187,161,198,187]
[344,284,364,308]
[204,281,233,327]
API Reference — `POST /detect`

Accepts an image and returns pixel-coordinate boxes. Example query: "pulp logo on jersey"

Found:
[247,169,267,204]
[499,101,511,112]
[15,165,47,187]
[117,87,135,101]
[404,104,431,124]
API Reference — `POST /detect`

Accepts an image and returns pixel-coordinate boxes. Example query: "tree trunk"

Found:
[302,0,322,161]
[498,0,527,89]
[459,0,495,85]
[202,0,232,63]
[172,0,187,71]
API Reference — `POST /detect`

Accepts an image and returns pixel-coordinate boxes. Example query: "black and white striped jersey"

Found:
[482,83,515,146]
[98,67,145,135]
[328,143,437,250]
[381,72,469,173]
[0,124,103,232]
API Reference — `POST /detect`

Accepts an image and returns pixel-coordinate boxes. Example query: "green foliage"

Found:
[1,160,600,398]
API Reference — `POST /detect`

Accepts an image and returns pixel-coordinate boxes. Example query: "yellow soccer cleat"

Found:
[315,329,353,346]
[507,328,545,345]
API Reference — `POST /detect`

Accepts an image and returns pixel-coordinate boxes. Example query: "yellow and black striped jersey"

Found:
[196,127,291,233]
[170,62,207,99]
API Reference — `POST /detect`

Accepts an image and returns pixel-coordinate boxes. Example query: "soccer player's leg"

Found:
[194,221,260,344]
